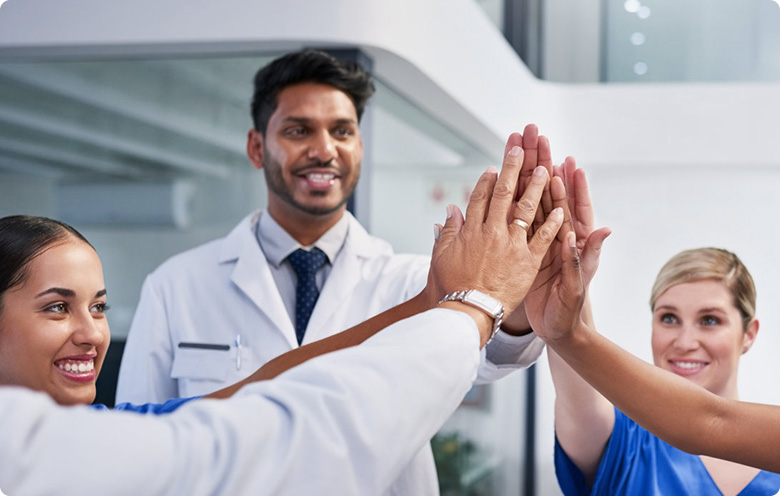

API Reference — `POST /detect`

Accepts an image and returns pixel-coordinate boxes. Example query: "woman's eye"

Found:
[701,315,720,326]
[660,313,678,324]
[91,302,111,314]
[44,303,67,314]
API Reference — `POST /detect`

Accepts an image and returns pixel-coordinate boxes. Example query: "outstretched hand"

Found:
[426,145,564,346]
[524,157,611,343]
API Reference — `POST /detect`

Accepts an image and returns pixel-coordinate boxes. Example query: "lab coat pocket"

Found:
[171,345,231,382]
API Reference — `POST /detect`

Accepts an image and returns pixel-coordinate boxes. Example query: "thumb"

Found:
[433,204,464,249]
[559,231,586,311]
[581,227,611,286]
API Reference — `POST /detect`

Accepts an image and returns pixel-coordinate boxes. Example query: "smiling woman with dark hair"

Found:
[0,215,196,412]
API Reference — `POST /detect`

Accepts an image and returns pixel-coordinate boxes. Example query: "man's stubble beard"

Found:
[263,151,360,217]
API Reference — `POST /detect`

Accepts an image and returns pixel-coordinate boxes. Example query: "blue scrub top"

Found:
[555,407,780,495]
[90,396,201,414]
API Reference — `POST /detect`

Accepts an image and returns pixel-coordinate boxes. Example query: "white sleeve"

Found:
[475,329,545,384]
[116,273,178,404]
[0,309,479,496]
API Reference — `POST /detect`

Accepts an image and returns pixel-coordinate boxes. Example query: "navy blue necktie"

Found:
[287,247,328,345]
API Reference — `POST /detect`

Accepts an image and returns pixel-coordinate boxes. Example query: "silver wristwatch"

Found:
[439,289,504,344]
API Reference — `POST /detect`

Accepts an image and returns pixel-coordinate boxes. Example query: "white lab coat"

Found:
[116,210,544,495]
[0,310,482,496]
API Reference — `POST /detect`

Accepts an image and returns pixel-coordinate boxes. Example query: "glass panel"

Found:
[604,0,780,82]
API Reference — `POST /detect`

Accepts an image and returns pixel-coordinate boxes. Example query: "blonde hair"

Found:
[650,248,756,330]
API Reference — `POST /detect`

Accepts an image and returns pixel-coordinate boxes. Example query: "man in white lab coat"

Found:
[116,49,544,495]
[1,135,564,496]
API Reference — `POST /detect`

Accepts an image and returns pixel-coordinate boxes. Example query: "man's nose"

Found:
[307,130,337,163]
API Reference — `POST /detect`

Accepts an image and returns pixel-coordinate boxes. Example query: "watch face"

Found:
[465,290,503,316]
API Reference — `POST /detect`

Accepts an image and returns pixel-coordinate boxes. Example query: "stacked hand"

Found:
[523,148,611,343]
[425,143,565,347]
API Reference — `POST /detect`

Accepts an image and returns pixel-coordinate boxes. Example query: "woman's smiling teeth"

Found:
[671,360,705,370]
[56,360,94,374]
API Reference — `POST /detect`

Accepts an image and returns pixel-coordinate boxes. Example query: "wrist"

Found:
[546,319,592,349]
[500,320,534,336]
[438,301,493,348]
[438,289,504,348]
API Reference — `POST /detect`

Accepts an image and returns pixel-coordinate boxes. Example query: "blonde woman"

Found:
[525,159,780,488]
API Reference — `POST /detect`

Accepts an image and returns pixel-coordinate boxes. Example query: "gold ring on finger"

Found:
[512,218,530,231]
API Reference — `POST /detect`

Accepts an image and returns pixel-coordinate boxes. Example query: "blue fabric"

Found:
[90,396,201,414]
[287,247,329,345]
[555,407,780,495]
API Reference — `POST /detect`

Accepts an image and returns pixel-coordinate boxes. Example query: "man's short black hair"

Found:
[250,49,375,135]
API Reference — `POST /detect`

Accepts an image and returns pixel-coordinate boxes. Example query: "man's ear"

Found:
[246,129,265,170]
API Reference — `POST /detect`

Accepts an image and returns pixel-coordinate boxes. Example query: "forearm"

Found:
[0,311,481,495]
[549,325,780,472]
[205,293,431,399]
[548,349,614,480]
[547,298,614,479]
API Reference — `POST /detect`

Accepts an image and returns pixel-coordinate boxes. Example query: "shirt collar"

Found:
[256,211,349,268]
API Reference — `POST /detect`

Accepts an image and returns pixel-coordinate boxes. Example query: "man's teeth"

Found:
[58,361,94,373]
[673,361,704,370]
[306,172,336,182]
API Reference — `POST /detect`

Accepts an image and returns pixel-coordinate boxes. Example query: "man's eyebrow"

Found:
[35,288,75,298]
[282,116,357,125]
[283,116,312,124]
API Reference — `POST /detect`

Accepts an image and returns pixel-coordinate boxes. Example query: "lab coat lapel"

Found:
[221,212,298,348]
[303,215,377,344]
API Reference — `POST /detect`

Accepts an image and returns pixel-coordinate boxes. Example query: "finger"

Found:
[464,166,498,226]
[537,136,554,224]
[488,145,524,227]
[559,231,586,310]
[505,132,525,202]
[561,157,573,214]
[521,124,539,177]
[573,167,596,239]
[518,124,539,198]
[527,207,564,263]
[537,135,553,173]
[549,176,574,242]
[504,132,523,158]
[536,136,553,207]
[581,227,611,286]
[511,166,549,234]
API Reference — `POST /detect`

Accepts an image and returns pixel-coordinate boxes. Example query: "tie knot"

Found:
[287,247,328,277]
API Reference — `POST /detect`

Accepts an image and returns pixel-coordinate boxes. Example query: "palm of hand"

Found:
[524,240,586,343]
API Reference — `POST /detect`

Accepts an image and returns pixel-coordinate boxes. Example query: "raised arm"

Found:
[530,183,780,474]
[524,157,614,481]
